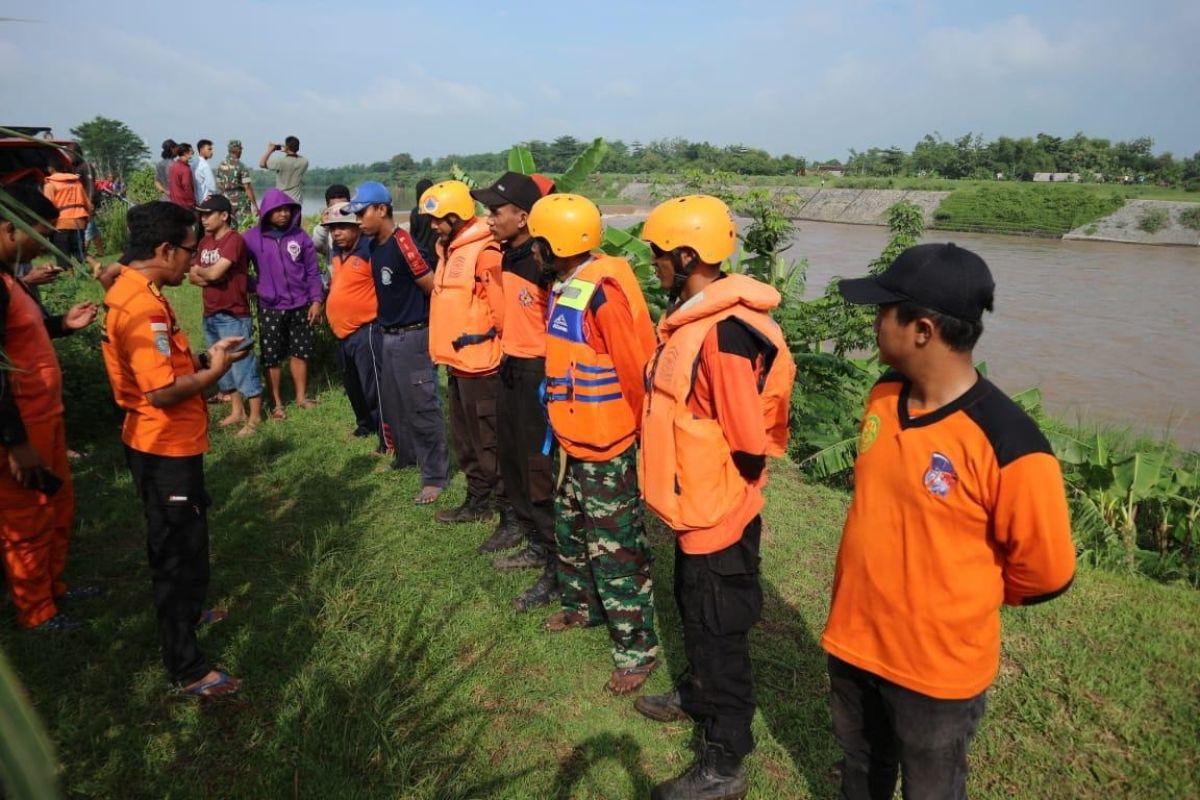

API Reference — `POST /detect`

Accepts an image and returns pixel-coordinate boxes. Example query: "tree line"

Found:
[60,116,1200,190]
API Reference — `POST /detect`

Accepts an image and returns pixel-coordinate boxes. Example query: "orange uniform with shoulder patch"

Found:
[101,268,208,457]
[821,373,1076,699]
[640,274,795,554]
[429,217,504,375]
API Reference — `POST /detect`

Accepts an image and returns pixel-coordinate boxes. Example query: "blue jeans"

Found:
[202,313,262,398]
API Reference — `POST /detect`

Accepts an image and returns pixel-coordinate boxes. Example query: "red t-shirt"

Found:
[194,230,251,317]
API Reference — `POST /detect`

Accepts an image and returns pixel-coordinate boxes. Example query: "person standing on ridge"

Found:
[823,243,1076,799]
[346,181,448,505]
[192,139,216,204]
[168,143,196,210]
[529,193,661,695]
[42,162,92,268]
[635,194,796,800]
[216,140,258,229]
[469,172,558,610]
[260,136,309,204]
[418,180,509,530]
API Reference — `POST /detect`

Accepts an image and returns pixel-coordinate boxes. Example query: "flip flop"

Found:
[607,659,659,695]
[271,407,287,421]
[178,670,241,699]
[414,486,443,506]
[296,399,318,410]
[197,608,228,627]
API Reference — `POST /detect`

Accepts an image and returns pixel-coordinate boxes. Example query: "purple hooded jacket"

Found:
[244,188,322,311]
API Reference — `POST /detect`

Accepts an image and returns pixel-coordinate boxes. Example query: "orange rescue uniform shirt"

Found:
[499,239,548,359]
[326,242,378,340]
[101,268,208,457]
[822,373,1076,699]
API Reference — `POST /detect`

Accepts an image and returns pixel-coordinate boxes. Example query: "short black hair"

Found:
[894,301,985,352]
[197,139,213,150]
[175,142,193,157]
[285,136,300,152]
[161,138,177,159]
[125,201,197,261]
[325,184,350,203]
[3,185,59,226]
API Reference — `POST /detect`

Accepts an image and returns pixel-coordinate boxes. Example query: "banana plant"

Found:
[0,646,61,799]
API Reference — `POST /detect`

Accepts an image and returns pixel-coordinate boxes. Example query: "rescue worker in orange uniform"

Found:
[0,186,99,632]
[635,195,796,800]
[824,244,1076,799]
[100,201,248,698]
[469,172,558,608]
[417,181,511,532]
[527,193,661,694]
[42,161,93,268]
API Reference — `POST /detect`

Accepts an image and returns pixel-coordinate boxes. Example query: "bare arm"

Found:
[259,144,276,169]
[145,337,247,408]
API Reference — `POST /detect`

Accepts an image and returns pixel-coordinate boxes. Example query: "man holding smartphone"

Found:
[101,201,248,697]
[0,186,98,632]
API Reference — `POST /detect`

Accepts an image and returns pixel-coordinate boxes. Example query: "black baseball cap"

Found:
[470,171,544,212]
[195,195,233,214]
[837,242,995,322]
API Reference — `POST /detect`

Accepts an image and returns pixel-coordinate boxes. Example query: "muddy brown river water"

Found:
[606,216,1200,448]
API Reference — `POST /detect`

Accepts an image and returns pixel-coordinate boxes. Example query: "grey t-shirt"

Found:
[156,158,172,200]
[269,153,309,202]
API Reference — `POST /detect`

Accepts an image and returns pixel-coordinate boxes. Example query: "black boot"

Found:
[493,544,546,571]
[651,739,748,800]
[435,495,493,524]
[479,505,523,552]
[634,688,692,723]
[513,567,559,612]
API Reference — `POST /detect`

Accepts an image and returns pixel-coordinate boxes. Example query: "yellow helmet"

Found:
[418,180,475,220]
[641,194,737,264]
[527,194,603,257]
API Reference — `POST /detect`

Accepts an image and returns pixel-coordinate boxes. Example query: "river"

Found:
[605,216,1200,449]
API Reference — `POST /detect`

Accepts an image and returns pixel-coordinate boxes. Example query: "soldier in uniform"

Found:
[527,193,660,695]
[216,140,258,230]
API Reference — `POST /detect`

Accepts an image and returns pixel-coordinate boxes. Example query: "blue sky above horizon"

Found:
[2,0,1196,167]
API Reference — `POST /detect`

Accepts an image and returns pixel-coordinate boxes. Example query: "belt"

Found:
[380,321,428,334]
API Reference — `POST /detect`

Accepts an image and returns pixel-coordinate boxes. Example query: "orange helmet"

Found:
[527,193,603,257]
[641,194,737,264]
[418,180,475,220]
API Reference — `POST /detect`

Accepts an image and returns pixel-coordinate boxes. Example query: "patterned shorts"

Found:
[258,306,315,366]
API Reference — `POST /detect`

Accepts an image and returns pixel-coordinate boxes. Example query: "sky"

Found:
[2,0,1197,167]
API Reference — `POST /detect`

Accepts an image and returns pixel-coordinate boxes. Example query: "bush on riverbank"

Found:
[933,184,1126,236]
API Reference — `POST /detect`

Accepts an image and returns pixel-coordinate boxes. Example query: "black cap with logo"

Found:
[194,194,233,214]
[837,242,995,322]
[470,171,543,212]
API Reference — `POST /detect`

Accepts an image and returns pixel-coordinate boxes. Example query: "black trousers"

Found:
[676,516,763,759]
[337,323,384,449]
[125,447,211,686]
[53,229,84,268]
[828,655,987,800]
[497,356,555,559]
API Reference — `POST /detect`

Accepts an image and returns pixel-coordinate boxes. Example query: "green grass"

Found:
[932,183,1128,237]
[2,274,1198,798]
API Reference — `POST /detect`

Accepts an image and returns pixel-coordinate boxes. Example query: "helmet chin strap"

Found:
[668,249,691,302]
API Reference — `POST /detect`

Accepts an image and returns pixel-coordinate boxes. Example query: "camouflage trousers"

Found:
[554,446,659,669]
[226,193,254,230]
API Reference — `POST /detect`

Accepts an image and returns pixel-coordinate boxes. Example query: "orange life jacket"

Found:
[45,173,88,226]
[640,274,796,550]
[428,217,502,374]
[0,273,63,425]
[544,255,654,460]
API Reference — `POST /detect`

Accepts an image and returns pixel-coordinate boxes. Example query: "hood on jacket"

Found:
[258,188,302,233]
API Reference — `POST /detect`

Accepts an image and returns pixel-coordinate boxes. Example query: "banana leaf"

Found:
[0,646,61,799]
[556,138,608,194]
[800,434,859,479]
[507,145,536,175]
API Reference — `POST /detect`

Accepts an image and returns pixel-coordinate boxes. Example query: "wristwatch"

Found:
[198,351,211,370]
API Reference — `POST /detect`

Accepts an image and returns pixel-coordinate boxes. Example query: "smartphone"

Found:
[233,338,255,353]
[36,468,63,497]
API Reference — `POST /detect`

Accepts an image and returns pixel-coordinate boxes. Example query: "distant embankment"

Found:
[617,182,1200,245]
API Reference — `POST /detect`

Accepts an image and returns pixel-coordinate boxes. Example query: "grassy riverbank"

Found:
[2,273,1198,798]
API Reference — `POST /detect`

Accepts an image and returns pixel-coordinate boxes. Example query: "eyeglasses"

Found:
[175,243,197,255]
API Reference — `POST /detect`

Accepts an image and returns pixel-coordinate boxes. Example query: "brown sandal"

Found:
[606,659,658,695]
[543,610,593,632]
